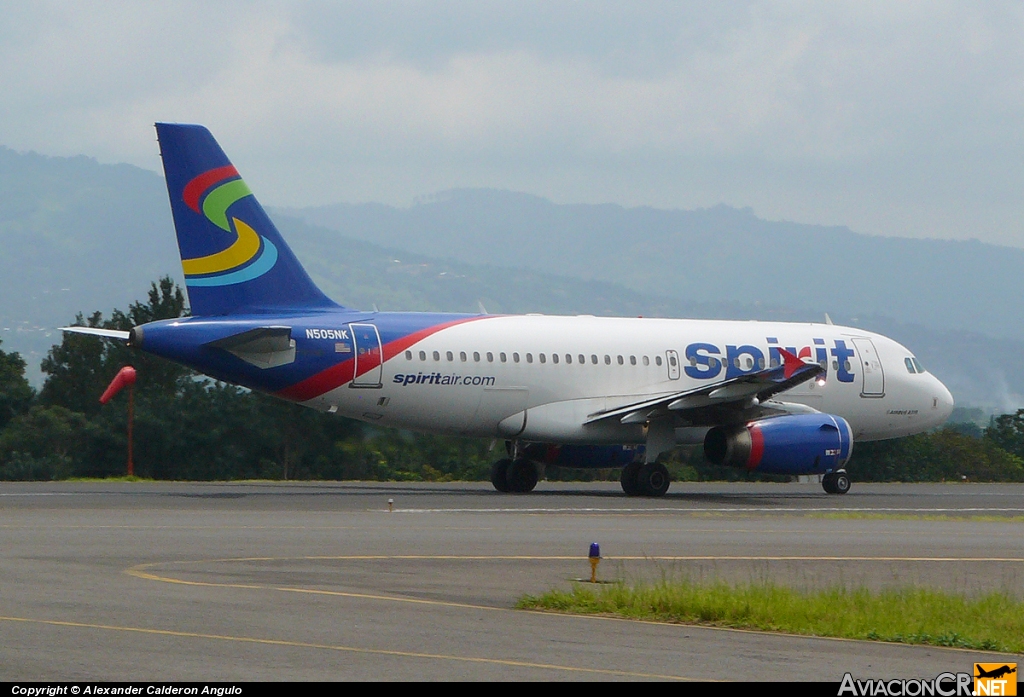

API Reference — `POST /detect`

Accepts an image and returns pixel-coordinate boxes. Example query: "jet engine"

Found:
[703,414,853,475]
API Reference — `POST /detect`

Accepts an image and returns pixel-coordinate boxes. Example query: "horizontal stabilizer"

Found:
[60,326,130,341]
[206,326,296,369]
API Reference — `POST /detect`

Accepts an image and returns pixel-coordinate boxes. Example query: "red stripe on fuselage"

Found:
[746,423,764,470]
[183,165,239,213]
[276,316,489,403]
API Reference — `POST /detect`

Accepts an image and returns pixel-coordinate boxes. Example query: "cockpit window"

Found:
[905,357,916,374]
[912,357,926,374]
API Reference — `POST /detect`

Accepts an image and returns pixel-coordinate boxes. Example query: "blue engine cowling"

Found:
[523,443,643,469]
[703,414,853,475]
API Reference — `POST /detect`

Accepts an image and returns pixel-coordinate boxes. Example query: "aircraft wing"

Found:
[585,348,825,426]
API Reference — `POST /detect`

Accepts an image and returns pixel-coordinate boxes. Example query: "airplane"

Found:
[64,123,955,496]
[975,665,1016,680]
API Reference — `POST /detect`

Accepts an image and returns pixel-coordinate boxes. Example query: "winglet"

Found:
[778,348,806,380]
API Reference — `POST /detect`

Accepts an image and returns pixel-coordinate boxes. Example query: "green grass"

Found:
[518,580,1024,653]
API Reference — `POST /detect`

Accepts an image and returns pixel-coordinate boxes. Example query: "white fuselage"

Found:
[304,315,954,445]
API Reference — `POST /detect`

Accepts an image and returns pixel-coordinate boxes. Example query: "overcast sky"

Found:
[3,1,1024,245]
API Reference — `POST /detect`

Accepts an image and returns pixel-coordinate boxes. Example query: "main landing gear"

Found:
[821,470,851,495]
[490,457,539,493]
[620,461,670,497]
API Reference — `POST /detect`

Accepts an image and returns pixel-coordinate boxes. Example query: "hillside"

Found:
[286,191,1024,344]
[1,145,1021,410]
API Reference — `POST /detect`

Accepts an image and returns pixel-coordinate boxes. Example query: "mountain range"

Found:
[1,145,1020,412]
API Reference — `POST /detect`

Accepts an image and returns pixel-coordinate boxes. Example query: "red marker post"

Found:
[100,366,137,476]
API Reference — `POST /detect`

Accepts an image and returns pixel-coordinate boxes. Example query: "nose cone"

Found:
[930,375,955,426]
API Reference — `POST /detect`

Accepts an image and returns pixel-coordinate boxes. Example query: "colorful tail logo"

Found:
[180,165,278,287]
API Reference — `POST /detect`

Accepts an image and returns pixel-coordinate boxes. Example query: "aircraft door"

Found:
[350,323,383,388]
[851,338,884,397]
[666,350,680,380]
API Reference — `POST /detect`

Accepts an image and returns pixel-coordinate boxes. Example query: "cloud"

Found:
[2,1,1024,244]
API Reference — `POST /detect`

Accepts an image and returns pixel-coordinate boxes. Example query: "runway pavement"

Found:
[1,480,1021,681]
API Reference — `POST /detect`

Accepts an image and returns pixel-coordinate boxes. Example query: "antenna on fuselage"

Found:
[824,313,834,325]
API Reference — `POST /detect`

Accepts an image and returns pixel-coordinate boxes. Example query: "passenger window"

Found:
[579,354,585,364]
[526,353,533,363]
[604,355,611,365]
[656,356,663,367]
[552,353,559,364]
[460,351,467,362]
[474,352,480,362]
[405,351,412,360]
[671,355,679,367]
[591,354,598,364]
[845,360,852,372]
[433,351,440,361]
[833,360,839,370]
[757,357,765,369]
[617,355,624,365]
[539,353,546,364]
[498,352,505,363]
[486,352,493,362]
[905,357,916,374]
[565,354,572,364]
[419,350,426,361]
[512,352,519,363]
[643,356,649,366]
[446,351,454,361]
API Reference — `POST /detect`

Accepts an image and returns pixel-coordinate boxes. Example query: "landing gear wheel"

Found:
[506,458,538,493]
[491,458,512,493]
[822,471,851,495]
[620,462,642,496]
[821,473,836,494]
[636,462,670,497]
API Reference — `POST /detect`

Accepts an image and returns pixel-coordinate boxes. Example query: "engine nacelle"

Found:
[703,414,853,475]
[522,443,643,469]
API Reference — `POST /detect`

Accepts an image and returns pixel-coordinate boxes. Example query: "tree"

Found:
[0,339,34,430]
[984,409,1024,460]
[0,405,92,480]
[39,277,189,414]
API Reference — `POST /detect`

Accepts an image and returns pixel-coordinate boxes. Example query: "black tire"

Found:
[821,473,837,494]
[620,462,642,496]
[506,458,538,493]
[636,462,670,497]
[832,471,851,495]
[491,458,512,493]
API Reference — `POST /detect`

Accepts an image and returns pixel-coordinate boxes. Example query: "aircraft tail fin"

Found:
[155,123,339,317]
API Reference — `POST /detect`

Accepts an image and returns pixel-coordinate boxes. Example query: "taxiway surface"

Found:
[1,481,1021,681]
